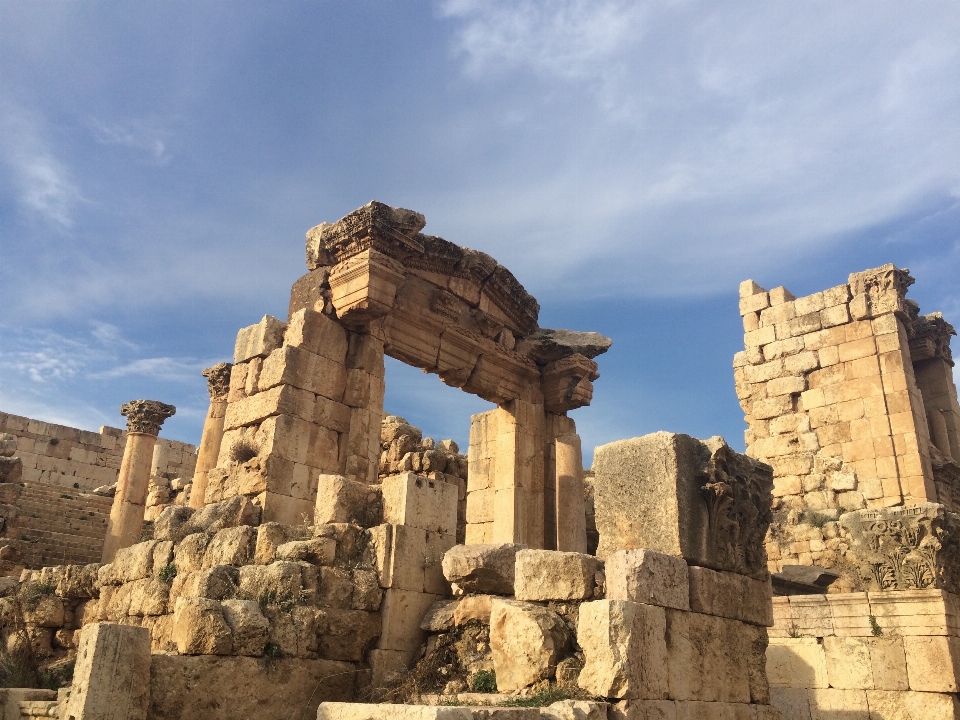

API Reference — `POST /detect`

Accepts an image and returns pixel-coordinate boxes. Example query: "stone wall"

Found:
[0,411,196,493]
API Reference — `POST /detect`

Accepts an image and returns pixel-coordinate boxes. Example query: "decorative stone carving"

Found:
[541,353,600,413]
[839,503,960,594]
[328,249,406,324]
[120,400,176,436]
[306,201,426,266]
[202,362,234,401]
[909,312,955,364]
[848,264,915,320]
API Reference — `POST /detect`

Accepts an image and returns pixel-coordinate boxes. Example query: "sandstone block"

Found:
[258,345,348,402]
[169,566,239,603]
[234,315,287,364]
[382,472,458,535]
[276,537,336,565]
[514,550,599,601]
[490,598,570,691]
[664,610,751,703]
[224,384,315,430]
[606,549,689,610]
[99,541,158,585]
[366,524,427,591]
[441,543,525,594]
[66,623,151,720]
[238,561,303,605]
[766,638,828,688]
[453,594,494,626]
[866,689,960,720]
[577,599,667,701]
[173,597,233,655]
[220,599,269,656]
[315,608,381,662]
[420,598,459,632]
[869,637,908,691]
[903,635,960,692]
[822,637,872,690]
[592,433,772,580]
[315,474,383,527]
[687,566,773,626]
[254,522,308,564]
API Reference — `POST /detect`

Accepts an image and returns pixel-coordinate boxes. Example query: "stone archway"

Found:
[201,201,611,550]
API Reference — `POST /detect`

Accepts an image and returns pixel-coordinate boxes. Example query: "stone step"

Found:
[18,492,112,510]
[18,534,103,555]
[17,505,109,523]
[17,521,108,541]
[20,483,113,506]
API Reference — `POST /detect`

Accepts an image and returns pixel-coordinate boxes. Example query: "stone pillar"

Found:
[102,400,175,563]
[551,416,588,553]
[189,362,233,509]
[65,623,151,720]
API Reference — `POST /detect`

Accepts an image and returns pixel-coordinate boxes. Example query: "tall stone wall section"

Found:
[0,411,196,493]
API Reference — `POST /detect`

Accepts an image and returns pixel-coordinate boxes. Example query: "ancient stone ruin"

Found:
[736,265,960,719]
[0,202,956,719]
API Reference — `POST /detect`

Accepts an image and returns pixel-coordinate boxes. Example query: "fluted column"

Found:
[189,362,233,509]
[102,400,176,562]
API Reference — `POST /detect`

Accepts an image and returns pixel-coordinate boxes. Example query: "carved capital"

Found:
[202,362,234,401]
[120,400,176,436]
[839,503,960,594]
[848,264,915,320]
[909,313,955,365]
[541,353,600,413]
[328,249,406,324]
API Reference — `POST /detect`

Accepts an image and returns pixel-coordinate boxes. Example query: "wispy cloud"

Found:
[87,117,171,165]
[89,357,202,382]
[0,106,82,229]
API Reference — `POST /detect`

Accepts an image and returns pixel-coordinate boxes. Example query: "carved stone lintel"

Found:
[306,201,426,267]
[848,264,916,320]
[328,249,407,325]
[910,312,955,365]
[120,400,176,436]
[839,503,960,595]
[542,353,600,413]
[202,362,233,401]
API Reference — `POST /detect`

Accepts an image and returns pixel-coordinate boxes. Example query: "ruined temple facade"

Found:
[196,201,610,552]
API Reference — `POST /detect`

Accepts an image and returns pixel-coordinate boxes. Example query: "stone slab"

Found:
[606,549,689,611]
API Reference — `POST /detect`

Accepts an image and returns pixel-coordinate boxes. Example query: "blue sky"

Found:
[2,1,960,463]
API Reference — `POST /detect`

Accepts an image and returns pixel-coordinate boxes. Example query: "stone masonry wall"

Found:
[0,411,196,493]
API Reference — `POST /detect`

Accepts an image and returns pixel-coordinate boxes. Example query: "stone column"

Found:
[102,400,175,563]
[553,425,588,554]
[189,362,233,508]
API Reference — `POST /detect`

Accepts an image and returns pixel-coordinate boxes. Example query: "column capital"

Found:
[120,400,176,436]
[202,362,234,400]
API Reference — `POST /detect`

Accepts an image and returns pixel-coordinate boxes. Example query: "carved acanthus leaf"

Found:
[202,362,234,401]
[120,400,176,436]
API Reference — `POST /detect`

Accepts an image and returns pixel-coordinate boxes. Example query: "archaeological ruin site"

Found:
[1,200,958,720]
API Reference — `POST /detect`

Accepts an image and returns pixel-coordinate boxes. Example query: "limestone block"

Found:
[424,532,456,596]
[265,605,316,658]
[254,414,340,470]
[542,700,609,720]
[592,433,772,580]
[66,623,151,720]
[315,474,382,527]
[606,549,689,611]
[316,567,354,609]
[367,648,415,690]
[316,705,473,720]
[768,687,811,720]
[169,566,239,602]
[184,494,261,535]
[454,594,494,626]
[99,541,158,585]
[743,623,771,704]
[285,308,348,363]
[903,635,960,692]
[807,688,868,718]
[664,610,751,703]
[153,505,195,542]
[238,561,303,604]
[234,315,287,364]
[866,690,960,720]
[687,566,773,627]
[766,638,828,689]
[256,490,314,525]
[382,472,458,535]
[108,578,169,618]
[223,384,316,430]
[174,533,211,573]
[822,637,872,690]
[366,524,427,591]
[420,598,459,632]
[315,608,382,661]
[254,522,308,564]
[514,550,599,601]
[258,345,347,402]
[577,599,667,701]
[490,598,570,691]
[149,655,358,720]
[441,543,525,594]
[22,595,65,627]
[202,526,255,567]
[378,588,442,652]
[276,537,337,565]
[329,249,406,324]
[220,599,269,656]
[869,637,908,691]
[173,597,233,655]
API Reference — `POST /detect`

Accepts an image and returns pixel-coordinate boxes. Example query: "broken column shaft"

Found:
[102,399,175,562]
[190,363,233,509]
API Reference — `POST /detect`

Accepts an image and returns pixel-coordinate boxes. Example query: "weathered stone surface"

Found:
[420,599,459,632]
[382,472,458,535]
[664,609,752,703]
[99,541,158,585]
[149,655,359,720]
[865,689,960,720]
[220,599,269,656]
[153,505,196,542]
[489,598,570,691]
[514,550,598,601]
[515,328,613,364]
[687,566,773,627]
[605,549,689,611]
[903,635,960,692]
[238,561,302,603]
[592,432,772,580]
[0,457,22,483]
[839,503,960,594]
[454,594,494,626]
[442,543,525,595]
[172,597,233,655]
[0,433,17,457]
[254,522,308,564]
[378,588,440,653]
[315,474,383,527]
[184,495,261,536]
[234,315,287,364]
[577,599,667,701]
[174,533,211,573]
[276,537,336,565]
[316,608,382,662]
[542,701,609,720]
[22,595,64,627]
[766,638,828,689]
[202,526,256,567]
[66,623,151,720]
[170,566,239,602]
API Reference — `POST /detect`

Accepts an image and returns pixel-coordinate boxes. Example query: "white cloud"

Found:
[0,107,82,229]
[87,117,171,164]
[89,357,203,382]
